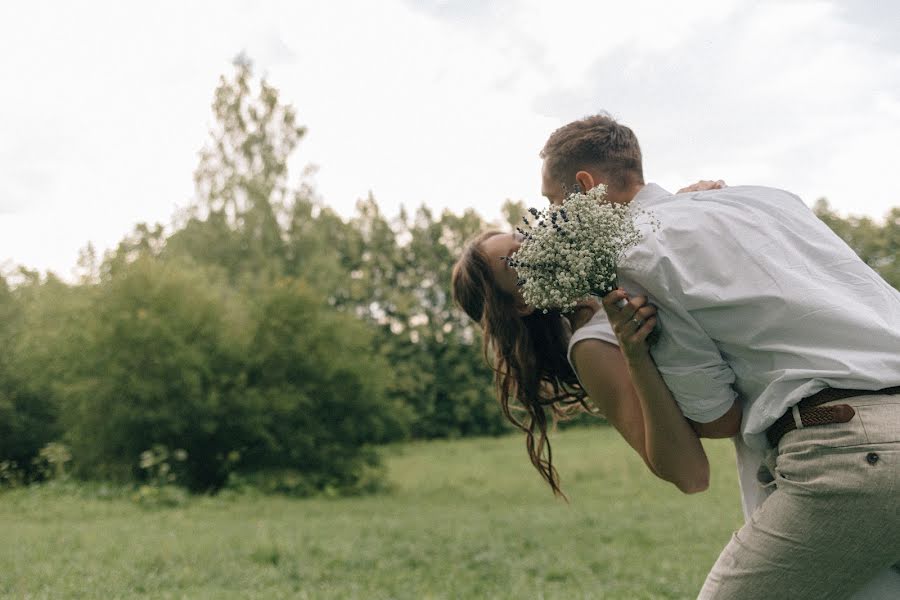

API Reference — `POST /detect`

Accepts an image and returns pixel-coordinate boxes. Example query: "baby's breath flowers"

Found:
[506,184,656,312]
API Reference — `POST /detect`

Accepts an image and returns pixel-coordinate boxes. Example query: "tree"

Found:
[814,199,899,289]
[169,54,305,282]
[61,258,245,488]
[53,58,409,493]
[283,186,364,305]
[0,272,88,482]
[343,198,509,438]
[239,278,406,492]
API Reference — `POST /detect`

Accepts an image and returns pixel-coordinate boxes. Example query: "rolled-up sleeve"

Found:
[654,333,738,423]
[619,231,739,423]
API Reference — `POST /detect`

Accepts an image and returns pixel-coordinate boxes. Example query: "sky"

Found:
[2,0,899,279]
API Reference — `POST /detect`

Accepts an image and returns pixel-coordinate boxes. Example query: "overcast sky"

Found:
[2,0,899,279]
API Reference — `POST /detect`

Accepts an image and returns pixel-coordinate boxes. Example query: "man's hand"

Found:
[677,179,727,194]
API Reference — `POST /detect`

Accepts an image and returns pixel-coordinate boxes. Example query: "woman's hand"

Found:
[677,179,727,193]
[601,289,658,360]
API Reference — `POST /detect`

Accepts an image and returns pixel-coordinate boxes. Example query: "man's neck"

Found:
[606,182,645,205]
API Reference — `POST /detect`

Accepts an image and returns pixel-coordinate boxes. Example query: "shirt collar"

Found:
[630,183,674,209]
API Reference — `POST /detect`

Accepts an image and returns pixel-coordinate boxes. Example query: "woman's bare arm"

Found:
[570,292,712,494]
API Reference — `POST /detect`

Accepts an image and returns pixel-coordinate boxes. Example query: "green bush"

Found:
[60,258,244,489]
[0,274,72,483]
[232,277,407,492]
[60,258,403,494]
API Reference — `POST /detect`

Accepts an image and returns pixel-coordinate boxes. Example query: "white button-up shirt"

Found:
[618,183,900,451]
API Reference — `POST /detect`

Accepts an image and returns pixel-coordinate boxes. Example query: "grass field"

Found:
[0,426,743,599]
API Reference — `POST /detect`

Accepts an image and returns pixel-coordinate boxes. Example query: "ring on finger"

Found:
[631,317,642,328]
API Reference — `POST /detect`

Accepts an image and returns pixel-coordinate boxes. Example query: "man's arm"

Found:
[672,178,742,438]
[690,402,742,438]
[618,232,743,433]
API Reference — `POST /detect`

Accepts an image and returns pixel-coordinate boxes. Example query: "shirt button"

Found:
[866,452,879,465]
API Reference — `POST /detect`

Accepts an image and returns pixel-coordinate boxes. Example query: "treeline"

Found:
[0,60,516,495]
[1,60,897,496]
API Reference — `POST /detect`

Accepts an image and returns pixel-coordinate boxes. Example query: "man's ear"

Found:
[575,170,597,193]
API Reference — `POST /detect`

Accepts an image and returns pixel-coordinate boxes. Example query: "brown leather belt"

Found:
[766,386,900,447]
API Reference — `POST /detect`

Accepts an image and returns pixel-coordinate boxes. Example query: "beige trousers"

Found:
[699,395,900,600]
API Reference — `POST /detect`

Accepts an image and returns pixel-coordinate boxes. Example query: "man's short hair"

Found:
[540,113,644,191]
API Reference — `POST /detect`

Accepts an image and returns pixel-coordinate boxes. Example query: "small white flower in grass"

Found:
[507,184,658,312]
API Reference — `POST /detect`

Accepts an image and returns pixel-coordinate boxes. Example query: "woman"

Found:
[450,227,710,497]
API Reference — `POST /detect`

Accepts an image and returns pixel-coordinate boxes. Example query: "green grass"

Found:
[0,427,743,599]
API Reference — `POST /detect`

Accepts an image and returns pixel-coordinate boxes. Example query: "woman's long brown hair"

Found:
[451,231,598,498]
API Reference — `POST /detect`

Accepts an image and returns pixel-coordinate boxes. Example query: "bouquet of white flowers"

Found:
[506,184,655,312]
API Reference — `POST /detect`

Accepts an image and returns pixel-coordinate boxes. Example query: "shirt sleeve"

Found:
[619,231,739,424]
[567,311,618,365]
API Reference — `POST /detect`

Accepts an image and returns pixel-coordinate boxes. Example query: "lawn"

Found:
[0,426,743,599]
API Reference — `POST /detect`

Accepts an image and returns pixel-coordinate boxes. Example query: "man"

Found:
[539,114,900,599]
